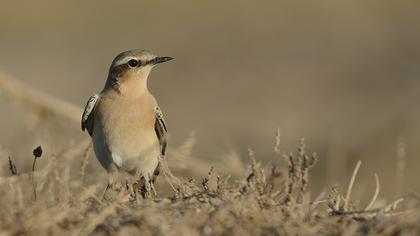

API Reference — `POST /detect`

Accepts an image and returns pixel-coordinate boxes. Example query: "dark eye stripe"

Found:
[148,58,159,65]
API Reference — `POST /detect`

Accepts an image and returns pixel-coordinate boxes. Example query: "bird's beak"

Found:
[153,56,174,65]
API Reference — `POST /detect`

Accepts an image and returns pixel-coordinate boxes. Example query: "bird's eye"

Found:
[128,59,138,67]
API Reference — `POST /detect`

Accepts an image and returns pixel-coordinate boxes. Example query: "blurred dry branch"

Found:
[0,70,82,122]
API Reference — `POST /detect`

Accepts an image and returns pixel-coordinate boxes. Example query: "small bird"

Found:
[81,49,172,198]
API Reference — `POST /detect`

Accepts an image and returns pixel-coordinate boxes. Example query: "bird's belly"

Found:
[92,111,160,176]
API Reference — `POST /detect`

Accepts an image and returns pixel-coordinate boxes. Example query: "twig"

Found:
[344,160,362,211]
[335,194,341,211]
[311,190,327,210]
[80,143,92,180]
[396,136,406,196]
[31,146,43,200]
[159,156,181,195]
[331,201,403,217]
[365,173,380,210]
[8,156,17,175]
[283,152,295,204]
[274,128,281,155]
[31,160,37,200]
[383,198,404,212]
[202,166,214,192]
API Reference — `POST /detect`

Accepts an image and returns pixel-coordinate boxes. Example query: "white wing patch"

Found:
[81,94,100,136]
[154,106,167,156]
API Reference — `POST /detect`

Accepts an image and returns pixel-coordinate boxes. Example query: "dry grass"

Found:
[1,138,419,236]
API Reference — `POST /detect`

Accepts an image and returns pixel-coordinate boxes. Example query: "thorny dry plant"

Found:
[1,136,420,236]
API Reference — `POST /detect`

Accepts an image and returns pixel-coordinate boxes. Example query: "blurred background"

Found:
[0,0,419,199]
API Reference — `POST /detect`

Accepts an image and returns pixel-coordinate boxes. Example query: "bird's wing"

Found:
[154,106,167,156]
[81,94,100,136]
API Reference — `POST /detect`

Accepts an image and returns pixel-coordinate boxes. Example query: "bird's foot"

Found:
[132,177,157,200]
[102,181,132,202]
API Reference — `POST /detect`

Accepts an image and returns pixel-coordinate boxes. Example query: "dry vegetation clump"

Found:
[0,138,420,236]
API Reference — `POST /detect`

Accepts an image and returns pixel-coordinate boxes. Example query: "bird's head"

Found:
[105,49,173,93]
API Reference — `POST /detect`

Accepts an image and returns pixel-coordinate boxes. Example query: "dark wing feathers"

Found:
[81,94,99,136]
[154,106,167,156]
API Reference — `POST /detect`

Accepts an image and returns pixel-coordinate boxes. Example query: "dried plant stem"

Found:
[8,156,17,175]
[344,160,361,211]
[159,156,180,194]
[31,157,37,200]
[330,169,404,220]
[335,194,341,211]
[365,173,380,210]
[274,128,281,155]
[284,152,295,204]
[396,136,406,196]
[80,143,92,181]
[384,198,404,212]
[202,166,214,192]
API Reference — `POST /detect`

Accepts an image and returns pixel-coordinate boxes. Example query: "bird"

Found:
[81,49,172,198]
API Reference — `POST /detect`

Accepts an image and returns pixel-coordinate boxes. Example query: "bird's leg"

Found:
[102,168,132,201]
[136,176,154,199]
[102,183,111,200]
[104,173,136,202]
[102,171,116,200]
[130,181,141,202]
[143,176,152,199]
[132,172,158,199]
[149,173,157,197]
[134,176,147,199]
